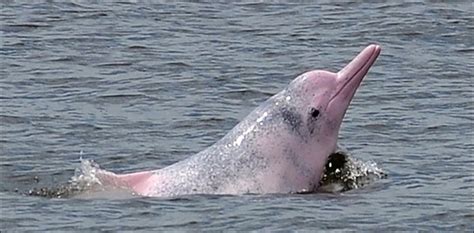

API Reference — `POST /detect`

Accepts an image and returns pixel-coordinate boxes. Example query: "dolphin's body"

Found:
[97,45,381,197]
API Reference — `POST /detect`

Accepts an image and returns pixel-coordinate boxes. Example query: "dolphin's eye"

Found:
[310,108,320,119]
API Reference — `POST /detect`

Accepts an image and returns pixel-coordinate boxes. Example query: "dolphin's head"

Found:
[264,45,381,170]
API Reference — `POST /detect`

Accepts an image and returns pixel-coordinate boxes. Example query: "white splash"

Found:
[346,157,385,189]
[69,158,104,187]
[319,148,386,193]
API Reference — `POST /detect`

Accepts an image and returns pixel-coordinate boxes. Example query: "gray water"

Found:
[1,1,473,232]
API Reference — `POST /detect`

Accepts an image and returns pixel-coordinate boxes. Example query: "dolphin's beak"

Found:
[331,44,381,105]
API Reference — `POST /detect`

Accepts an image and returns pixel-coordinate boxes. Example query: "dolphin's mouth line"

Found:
[328,47,378,104]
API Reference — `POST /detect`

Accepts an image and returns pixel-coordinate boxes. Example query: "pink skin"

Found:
[96,45,381,197]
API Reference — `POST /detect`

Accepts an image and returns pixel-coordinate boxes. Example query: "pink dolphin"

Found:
[96,44,382,197]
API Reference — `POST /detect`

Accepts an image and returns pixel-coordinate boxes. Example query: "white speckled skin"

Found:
[98,45,381,197]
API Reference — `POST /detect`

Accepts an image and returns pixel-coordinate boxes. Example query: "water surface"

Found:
[1,1,473,231]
